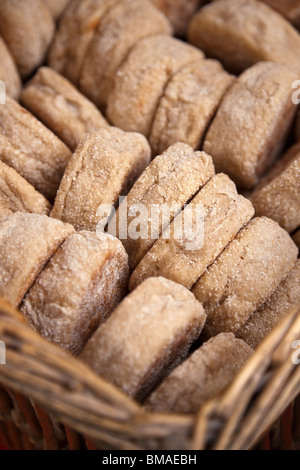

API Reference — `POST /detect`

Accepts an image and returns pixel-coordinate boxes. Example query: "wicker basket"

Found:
[0,297,299,450]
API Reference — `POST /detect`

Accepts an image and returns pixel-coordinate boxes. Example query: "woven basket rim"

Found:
[0,297,299,450]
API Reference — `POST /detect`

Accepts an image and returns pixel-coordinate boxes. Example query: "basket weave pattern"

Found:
[0,299,299,450]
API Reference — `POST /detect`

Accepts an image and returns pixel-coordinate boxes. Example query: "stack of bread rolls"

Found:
[0,210,130,354]
[0,211,130,356]
[0,0,299,415]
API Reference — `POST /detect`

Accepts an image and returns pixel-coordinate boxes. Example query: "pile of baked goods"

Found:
[0,0,299,415]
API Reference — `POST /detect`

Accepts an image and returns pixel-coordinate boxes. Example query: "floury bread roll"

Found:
[110,143,215,271]
[211,0,300,28]
[0,213,74,308]
[150,59,234,155]
[80,277,206,402]
[48,0,119,86]
[107,35,204,137]
[151,0,202,37]
[192,217,298,338]
[43,0,70,20]
[51,128,151,231]
[188,0,300,74]
[237,261,300,349]
[129,174,254,291]
[80,0,172,110]
[251,144,300,233]
[22,232,129,355]
[0,162,51,219]
[261,1,300,28]
[203,62,297,189]
[0,97,72,201]
[21,67,108,152]
[0,0,54,78]
[146,333,253,414]
[0,37,21,100]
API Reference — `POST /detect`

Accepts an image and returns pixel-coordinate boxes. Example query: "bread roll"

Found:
[146,333,253,414]
[22,232,129,355]
[110,143,215,271]
[0,161,51,219]
[21,67,108,151]
[150,59,234,155]
[251,144,300,233]
[0,97,72,201]
[107,35,203,137]
[211,0,300,28]
[204,62,297,189]
[130,174,254,290]
[261,0,300,28]
[80,277,206,401]
[48,0,119,85]
[188,0,300,74]
[237,260,300,349]
[51,128,151,231]
[80,0,172,110]
[0,36,21,100]
[151,0,202,37]
[293,229,300,249]
[192,217,298,337]
[0,213,74,307]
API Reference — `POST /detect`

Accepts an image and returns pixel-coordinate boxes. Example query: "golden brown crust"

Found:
[0,161,51,219]
[204,62,297,189]
[236,260,300,349]
[0,97,72,201]
[21,232,129,355]
[48,0,118,85]
[188,0,300,74]
[129,174,255,291]
[107,35,204,137]
[110,143,215,271]
[43,0,70,20]
[0,0,54,78]
[0,36,21,100]
[21,67,108,151]
[51,128,151,231]
[150,59,234,155]
[192,217,298,338]
[251,144,300,233]
[151,0,201,37]
[80,277,206,402]
[80,0,173,111]
[0,213,74,308]
[146,333,253,414]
